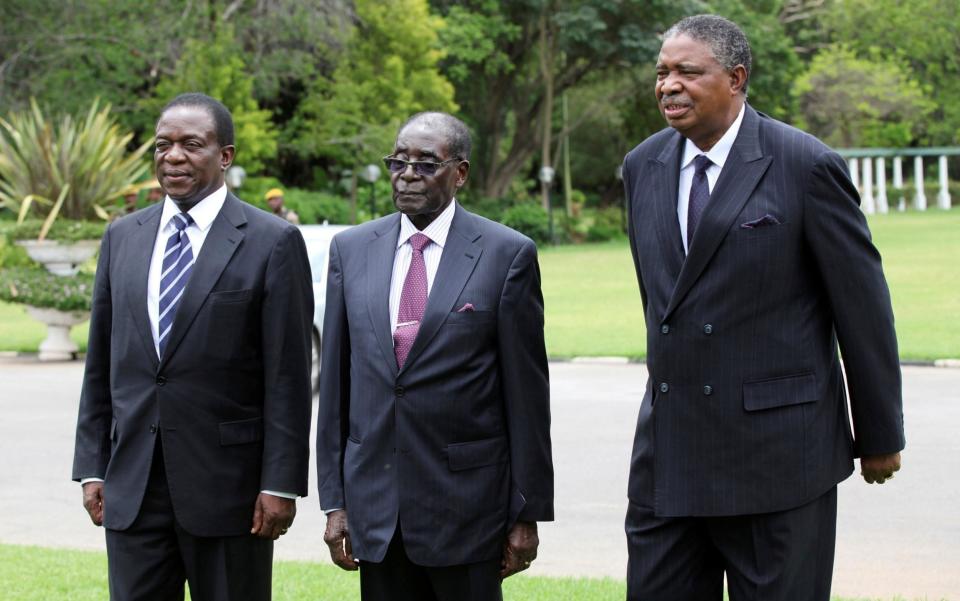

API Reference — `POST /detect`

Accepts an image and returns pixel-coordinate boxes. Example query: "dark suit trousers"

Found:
[104,438,273,601]
[359,527,502,601]
[625,487,837,601]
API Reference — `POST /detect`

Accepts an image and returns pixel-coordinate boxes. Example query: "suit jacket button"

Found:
[660,324,670,334]
[703,324,713,335]
[156,376,166,386]
[394,385,405,397]
[659,382,669,393]
[149,424,158,433]
[703,385,713,396]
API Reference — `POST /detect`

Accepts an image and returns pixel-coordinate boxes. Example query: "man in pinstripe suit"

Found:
[621,15,904,601]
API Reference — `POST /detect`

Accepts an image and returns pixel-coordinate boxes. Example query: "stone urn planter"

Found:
[16,239,100,276]
[25,305,90,361]
[0,267,94,362]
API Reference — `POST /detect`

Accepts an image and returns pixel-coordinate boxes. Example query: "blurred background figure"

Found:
[265,188,300,224]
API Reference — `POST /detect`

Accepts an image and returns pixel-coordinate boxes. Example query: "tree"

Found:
[824,0,960,145]
[793,45,935,148]
[434,0,693,199]
[290,0,456,173]
[148,25,278,174]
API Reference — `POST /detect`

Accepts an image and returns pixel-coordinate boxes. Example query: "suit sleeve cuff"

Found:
[261,490,298,500]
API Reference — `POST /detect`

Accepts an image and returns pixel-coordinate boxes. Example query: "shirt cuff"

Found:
[324,507,343,515]
[261,490,298,500]
[80,478,104,485]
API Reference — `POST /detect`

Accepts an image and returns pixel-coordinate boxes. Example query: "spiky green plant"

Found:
[0,99,153,239]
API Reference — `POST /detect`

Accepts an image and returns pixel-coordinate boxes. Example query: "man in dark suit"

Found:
[72,93,314,600]
[621,15,905,601]
[317,112,554,601]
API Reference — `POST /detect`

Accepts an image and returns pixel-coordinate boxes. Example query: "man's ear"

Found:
[220,145,236,170]
[455,160,470,189]
[729,65,748,95]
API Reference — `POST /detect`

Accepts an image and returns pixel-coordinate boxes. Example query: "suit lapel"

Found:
[367,214,402,377]
[400,207,482,374]
[664,105,772,320]
[159,193,246,368]
[651,133,686,280]
[126,204,163,369]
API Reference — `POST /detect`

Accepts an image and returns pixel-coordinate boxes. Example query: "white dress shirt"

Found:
[388,199,456,334]
[148,186,227,356]
[676,103,746,253]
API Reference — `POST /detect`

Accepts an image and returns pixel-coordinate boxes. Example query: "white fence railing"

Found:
[836,148,958,213]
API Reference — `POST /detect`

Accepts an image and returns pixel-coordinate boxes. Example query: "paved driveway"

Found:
[0,360,956,599]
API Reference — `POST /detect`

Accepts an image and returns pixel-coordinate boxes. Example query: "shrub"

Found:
[284,190,351,224]
[501,203,550,245]
[2,220,105,243]
[0,99,152,238]
[586,207,626,242]
[0,267,94,311]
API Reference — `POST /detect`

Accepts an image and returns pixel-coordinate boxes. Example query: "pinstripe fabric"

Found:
[622,104,903,517]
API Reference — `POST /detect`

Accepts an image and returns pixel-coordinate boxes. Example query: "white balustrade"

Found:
[892,156,905,211]
[914,156,927,211]
[938,155,952,209]
[861,156,875,214]
[875,157,888,213]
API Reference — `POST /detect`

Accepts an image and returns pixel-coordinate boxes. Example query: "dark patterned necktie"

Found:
[158,213,195,356]
[394,233,432,368]
[686,154,713,248]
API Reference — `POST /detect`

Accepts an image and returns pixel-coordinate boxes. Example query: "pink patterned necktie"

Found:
[394,233,432,368]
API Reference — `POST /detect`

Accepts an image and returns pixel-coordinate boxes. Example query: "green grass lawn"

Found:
[0,209,957,360]
[0,544,941,601]
[539,208,960,360]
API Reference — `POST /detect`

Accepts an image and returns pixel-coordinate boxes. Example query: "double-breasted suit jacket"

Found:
[316,205,554,567]
[72,193,314,536]
[622,105,905,517]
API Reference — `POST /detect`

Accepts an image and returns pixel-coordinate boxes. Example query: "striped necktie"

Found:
[158,212,195,357]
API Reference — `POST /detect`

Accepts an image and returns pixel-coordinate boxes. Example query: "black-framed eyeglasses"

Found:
[382,156,459,177]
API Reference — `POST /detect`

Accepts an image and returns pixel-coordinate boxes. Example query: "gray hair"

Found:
[398,112,472,161]
[664,14,752,95]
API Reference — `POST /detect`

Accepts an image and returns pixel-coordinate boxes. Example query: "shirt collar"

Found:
[680,103,746,171]
[159,184,228,232]
[397,199,457,249]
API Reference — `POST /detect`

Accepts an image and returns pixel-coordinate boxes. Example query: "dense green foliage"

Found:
[0,100,151,229]
[1,0,958,219]
[2,220,106,243]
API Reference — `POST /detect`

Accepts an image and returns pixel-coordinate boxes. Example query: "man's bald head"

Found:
[397,112,472,161]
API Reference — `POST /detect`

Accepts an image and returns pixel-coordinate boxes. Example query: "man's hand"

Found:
[861,452,902,484]
[501,521,539,580]
[250,493,296,540]
[324,510,358,571]
[82,482,104,526]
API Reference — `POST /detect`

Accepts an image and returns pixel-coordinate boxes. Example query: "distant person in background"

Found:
[265,188,300,224]
[620,14,904,601]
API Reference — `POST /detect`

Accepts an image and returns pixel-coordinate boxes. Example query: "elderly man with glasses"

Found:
[316,112,555,601]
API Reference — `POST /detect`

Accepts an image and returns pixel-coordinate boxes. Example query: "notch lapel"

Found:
[400,208,482,374]
[664,106,772,320]
[125,204,163,369]
[158,194,246,368]
[366,215,402,377]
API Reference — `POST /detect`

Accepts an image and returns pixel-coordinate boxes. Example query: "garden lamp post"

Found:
[539,166,556,244]
[225,165,246,190]
[360,164,382,220]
